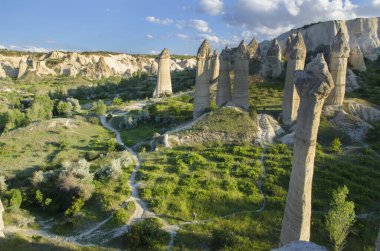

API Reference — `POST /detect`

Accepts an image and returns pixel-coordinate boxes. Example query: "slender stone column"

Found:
[193,40,212,119]
[0,198,4,237]
[326,29,350,106]
[266,39,283,78]
[153,48,172,97]
[282,32,307,126]
[210,49,219,85]
[216,48,232,107]
[232,40,250,110]
[280,54,334,246]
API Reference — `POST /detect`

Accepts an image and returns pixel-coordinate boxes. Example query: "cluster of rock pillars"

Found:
[1,29,379,250]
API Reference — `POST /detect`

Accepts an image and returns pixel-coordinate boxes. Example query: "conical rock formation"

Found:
[216,47,232,107]
[232,40,250,109]
[153,48,172,97]
[349,45,366,71]
[264,39,283,77]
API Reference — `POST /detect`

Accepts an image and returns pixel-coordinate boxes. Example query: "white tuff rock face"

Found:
[153,48,172,97]
[349,45,366,71]
[280,54,334,246]
[0,51,196,81]
[282,32,307,126]
[255,114,284,145]
[276,17,380,61]
[210,49,219,85]
[271,241,327,251]
[345,100,380,122]
[345,69,360,93]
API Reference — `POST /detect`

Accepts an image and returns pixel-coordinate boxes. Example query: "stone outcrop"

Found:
[276,17,379,61]
[193,40,212,119]
[346,69,360,93]
[0,51,196,80]
[17,59,27,79]
[282,32,307,126]
[232,41,250,109]
[272,241,327,251]
[0,198,4,237]
[349,45,366,72]
[216,48,232,107]
[326,29,350,106]
[153,48,172,97]
[247,37,262,75]
[264,39,283,78]
[345,99,380,122]
[280,54,334,246]
[255,114,284,145]
[210,49,219,85]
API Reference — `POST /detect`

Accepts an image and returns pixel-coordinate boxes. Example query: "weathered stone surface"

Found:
[232,41,250,110]
[376,229,380,251]
[282,32,307,125]
[193,40,213,119]
[272,241,327,251]
[346,69,360,93]
[345,99,380,122]
[326,29,350,106]
[349,45,366,71]
[276,17,379,60]
[264,39,283,77]
[153,48,172,97]
[210,49,220,85]
[247,37,262,75]
[0,198,4,237]
[280,54,334,246]
[17,59,27,79]
[255,114,284,145]
[216,48,232,107]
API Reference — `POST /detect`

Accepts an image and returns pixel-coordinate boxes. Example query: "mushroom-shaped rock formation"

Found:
[280,54,334,246]
[216,47,232,107]
[193,40,213,119]
[232,40,250,110]
[153,48,172,97]
[282,32,307,126]
[326,29,350,106]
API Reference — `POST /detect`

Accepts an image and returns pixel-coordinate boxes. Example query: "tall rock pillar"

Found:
[326,29,350,106]
[247,37,262,75]
[232,41,250,110]
[280,54,334,246]
[153,48,172,97]
[0,198,4,237]
[266,39,283,78]
[216,48,232,107]
[282,32,307,126]
[210,49,220,85]
[17,59,27,79]
[193,40,212,119]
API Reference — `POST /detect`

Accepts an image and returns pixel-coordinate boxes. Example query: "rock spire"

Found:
[153,48,172,97]
[232,40,250,109]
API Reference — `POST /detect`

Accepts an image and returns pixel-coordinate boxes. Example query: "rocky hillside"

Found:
[261,17,380,60]
[0,51,196,80]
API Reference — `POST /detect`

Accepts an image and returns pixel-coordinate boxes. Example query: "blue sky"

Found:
[0,0,378,55]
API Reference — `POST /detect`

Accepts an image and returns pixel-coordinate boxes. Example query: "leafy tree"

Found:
[325,186,356,251]
[27,95,53,122]
[56,101,73,117]
[124,218,169,250]
[92,100,107,115]
[0,109,27,132]
[112,97,123,106]
[331,138,343,154]
[9,189,22,210]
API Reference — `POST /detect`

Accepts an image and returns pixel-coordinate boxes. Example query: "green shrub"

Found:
[325,186,355,251]
[331,138,343,154]
[27,95,53,122]
[92,100,107,115]
[56,101,73,117]
[9,189,22,210]
[124,218,169,250]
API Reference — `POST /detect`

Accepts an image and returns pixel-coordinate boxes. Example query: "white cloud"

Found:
[228,0,359,39]
[373,0,380,6]
[197,33,220,43]
[149,50,159,54]
[146,34,154,39]
[0,44,59,52]
[198,0,224,15]
[0,44,6,49]
[146,16,174,25]
[177,19,212,33]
